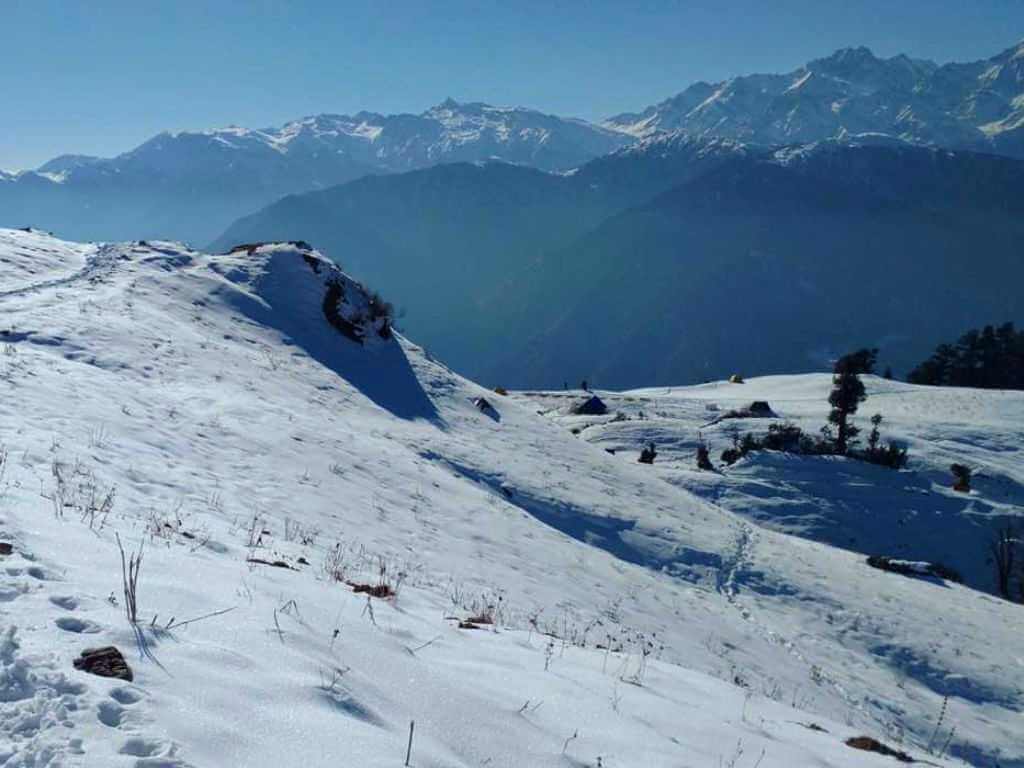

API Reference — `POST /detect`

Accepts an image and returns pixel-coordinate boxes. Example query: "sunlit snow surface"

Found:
[0,230,1020,766]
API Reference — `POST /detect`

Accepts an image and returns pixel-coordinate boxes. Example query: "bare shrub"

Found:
[0,443,8,489]
[88,424,110,449]
[244,512,271,552]
[147,501,209,550]
[318,665,350,694]
[48,457,116,528]
[323,540,359,584]
[991,524,1020,600]
[951,463,972,492]
[284,517,319,546]
[116,534,143,624]
[348,554,407,599]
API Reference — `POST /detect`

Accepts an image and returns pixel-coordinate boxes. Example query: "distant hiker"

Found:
[563,381,568,390]
[639,442,657,464]
[581,380,589,392]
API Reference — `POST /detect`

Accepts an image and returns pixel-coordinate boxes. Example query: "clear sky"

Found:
[2,0,1022,169]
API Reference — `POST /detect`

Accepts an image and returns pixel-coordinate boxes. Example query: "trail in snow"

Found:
[0,527,191,767]
[0,244,126,303]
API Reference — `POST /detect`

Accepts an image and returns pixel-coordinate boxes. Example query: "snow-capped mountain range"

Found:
[94,99,629,178]
[4,41,1024,244]
[0,100,628,243]
[605,41,1024,156]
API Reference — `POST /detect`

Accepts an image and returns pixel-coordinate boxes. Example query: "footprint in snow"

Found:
[49,594,79,610]
[96,680,144,734]
[119,736,190,764]
[26,565,54,581]
[0,582,30,602]
[98,699,124,727]
[110,686,143,705]
[109,702,194,766]
[55,616,101,634]
[0,626,90,762]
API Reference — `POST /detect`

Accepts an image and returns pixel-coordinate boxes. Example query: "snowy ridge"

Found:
[0,229,1021,766]
[602,130,753,162]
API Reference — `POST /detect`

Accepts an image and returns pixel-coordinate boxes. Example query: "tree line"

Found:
[908,322,1024,389]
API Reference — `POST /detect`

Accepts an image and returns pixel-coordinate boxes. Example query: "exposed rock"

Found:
[866,556,962,583]
[246,557,296,570]
[228,240,313,255]
[348,582,393,598]
[73,646,133,681]
[844,736,913,762]
[707,401,777,425]
[572,395,607,415]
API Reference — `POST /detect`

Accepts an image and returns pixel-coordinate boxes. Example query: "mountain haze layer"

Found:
[496,140,1024,388]
[0,101,628,243]
[215,136,1024,388]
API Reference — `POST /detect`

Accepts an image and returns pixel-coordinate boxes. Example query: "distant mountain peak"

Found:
[35,154,103,175]
[818,44,879,63]
[423,98,538,118]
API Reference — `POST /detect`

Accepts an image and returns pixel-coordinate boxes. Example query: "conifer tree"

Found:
[828,352,868,454]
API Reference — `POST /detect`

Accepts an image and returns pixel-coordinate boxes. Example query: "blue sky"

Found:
[2,0,1022,169]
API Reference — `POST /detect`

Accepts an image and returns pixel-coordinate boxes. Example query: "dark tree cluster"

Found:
[720,422,826,465]
[718,349,906,470]
[908,323,1024,389]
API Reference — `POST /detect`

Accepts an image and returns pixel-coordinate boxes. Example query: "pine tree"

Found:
[867,413,883,455]
[828,353,867,454]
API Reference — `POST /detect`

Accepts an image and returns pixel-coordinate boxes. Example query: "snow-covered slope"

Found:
[605,42,1024,157]
[0,101,629,244]
[0,230,1020,766]
[517,376,1024,597]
